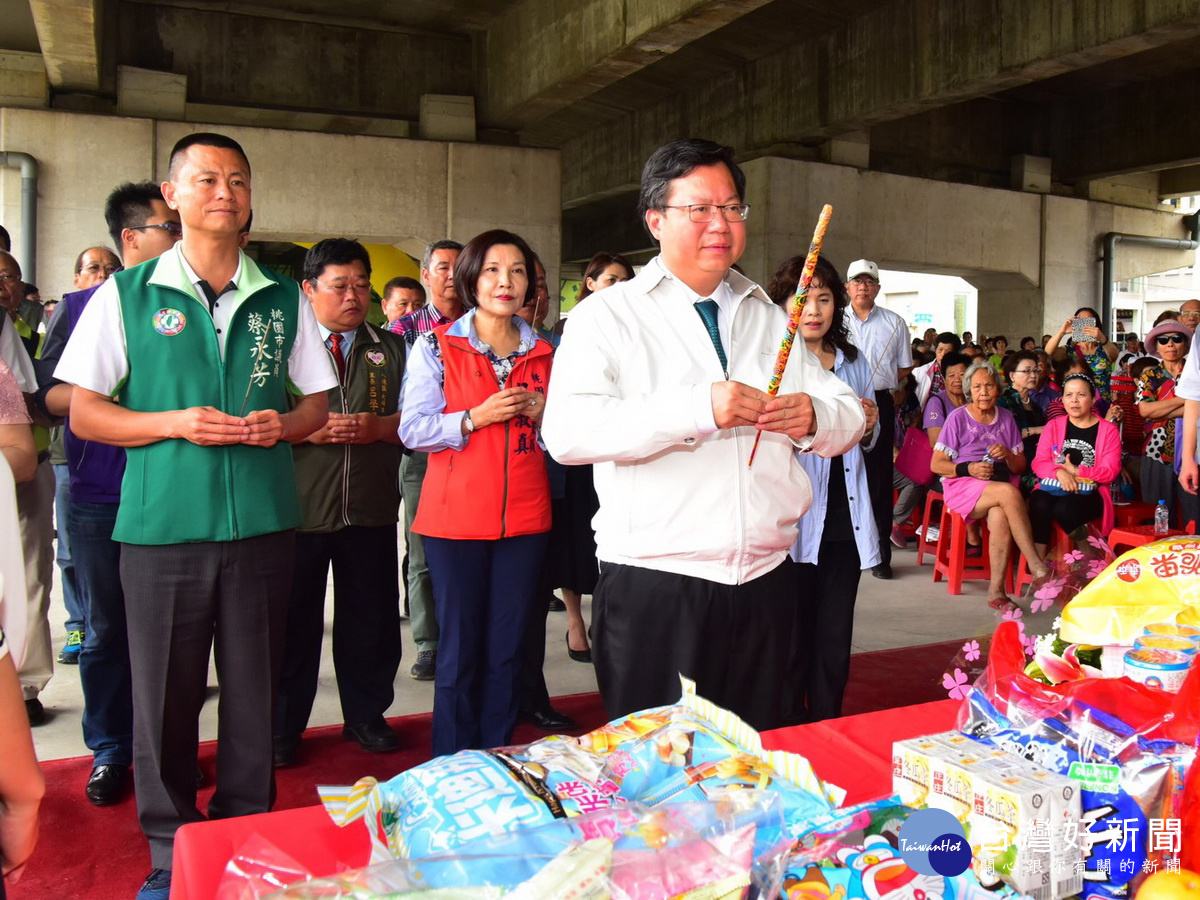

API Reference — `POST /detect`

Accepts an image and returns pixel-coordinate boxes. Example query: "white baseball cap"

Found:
[846,259,880,282]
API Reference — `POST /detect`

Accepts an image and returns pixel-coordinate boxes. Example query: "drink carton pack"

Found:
[892,732,1083,900]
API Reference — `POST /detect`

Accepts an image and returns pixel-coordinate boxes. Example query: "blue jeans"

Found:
[54,463,83,633]
[424,532,548,756]
[68,500,133,766]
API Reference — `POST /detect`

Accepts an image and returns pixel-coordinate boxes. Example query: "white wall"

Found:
[1,107,562,301]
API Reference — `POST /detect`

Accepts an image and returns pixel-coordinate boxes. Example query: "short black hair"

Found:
[383,276,424,299]
[638,139,746,237]
[940,351,970,374]
[0,224,9,252]
[104,181,165,251]
[421,239,463,273]
[302,238,372,283]
[1003,349,1040,377]
[935,332,962,351]
[168,132,251,181]
[453,230,536,310]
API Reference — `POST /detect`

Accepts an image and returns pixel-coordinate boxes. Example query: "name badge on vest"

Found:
[365,349,386,367]
[153,308,187,336]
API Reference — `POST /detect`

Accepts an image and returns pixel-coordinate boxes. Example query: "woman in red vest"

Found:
[399,230,554,755]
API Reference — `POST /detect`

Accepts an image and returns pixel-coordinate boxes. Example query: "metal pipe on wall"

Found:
[0,150,39,284]
[1101,212,1200,335]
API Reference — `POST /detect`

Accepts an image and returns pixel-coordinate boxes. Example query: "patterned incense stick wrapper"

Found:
[748,203,833,467]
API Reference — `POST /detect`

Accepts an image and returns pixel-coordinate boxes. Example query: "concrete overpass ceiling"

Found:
[2,2,42,53]
[138,0,523,33]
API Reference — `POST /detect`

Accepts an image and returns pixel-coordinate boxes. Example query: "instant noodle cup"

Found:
[1123,648,1192,693]
[1060,538,1200,644]
[1135,635,1198,656]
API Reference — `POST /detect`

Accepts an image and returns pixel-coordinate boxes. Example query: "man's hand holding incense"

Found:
[711,381,767,428]
[756,392,816,440]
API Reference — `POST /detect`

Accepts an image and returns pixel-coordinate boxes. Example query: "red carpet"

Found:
[12,639,970,900]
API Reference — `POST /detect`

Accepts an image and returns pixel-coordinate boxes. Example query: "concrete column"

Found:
[738,155,1191,338]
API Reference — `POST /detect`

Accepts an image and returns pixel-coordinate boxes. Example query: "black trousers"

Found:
[275,525,402,739]
[1028,491,1103,543]
[592,559,798,732]
[120,532,294,869]
[864,390,897,567]
[793,540,862,723]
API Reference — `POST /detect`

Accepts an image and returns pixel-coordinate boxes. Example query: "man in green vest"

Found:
[55,133,336,900]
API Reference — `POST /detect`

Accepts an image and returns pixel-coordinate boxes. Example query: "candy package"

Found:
[253,795,782,900]
[956,622,1200,897]
[773,803,1028,900]
[320,740,619,862]
[1060,537,1200,645]
[597,711,835,841]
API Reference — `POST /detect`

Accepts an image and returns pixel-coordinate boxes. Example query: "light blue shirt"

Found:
[790,346,881,568]
[317,323,357,356]
[398,310,542,453]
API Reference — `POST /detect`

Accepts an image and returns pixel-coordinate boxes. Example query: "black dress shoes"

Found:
[524,707,577,731]
[342,718,400,753]
[273,735,301,767]
[86,764,131,806]
[871,563,894,580]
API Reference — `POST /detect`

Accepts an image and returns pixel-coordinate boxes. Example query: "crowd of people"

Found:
[890,298,1200,611]
[2,131,1200,900]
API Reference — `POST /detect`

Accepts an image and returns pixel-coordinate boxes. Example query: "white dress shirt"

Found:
[844,303,912,392]
[55,243,335,399]
[542,255,866,585]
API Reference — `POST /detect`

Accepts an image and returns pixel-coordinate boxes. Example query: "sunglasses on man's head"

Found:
[1157,334,1187,345]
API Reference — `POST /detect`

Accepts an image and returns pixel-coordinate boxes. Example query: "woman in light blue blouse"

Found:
[766,255,880,723]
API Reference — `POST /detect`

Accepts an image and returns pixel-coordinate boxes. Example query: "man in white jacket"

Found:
[542,139,865,731]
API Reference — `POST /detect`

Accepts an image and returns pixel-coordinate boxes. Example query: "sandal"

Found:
[965,544,983,558]
[987,595,1019,613]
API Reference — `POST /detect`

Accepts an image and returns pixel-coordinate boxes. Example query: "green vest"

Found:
[113,250,302,545]
[292,323,405,533]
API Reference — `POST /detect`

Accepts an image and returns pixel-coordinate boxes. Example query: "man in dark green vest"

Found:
[273,238,406,767]
[55,133,336,900]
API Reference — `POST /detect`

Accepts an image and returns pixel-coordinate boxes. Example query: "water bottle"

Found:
[1053,445,1067,465]
[1154,500,1170,535]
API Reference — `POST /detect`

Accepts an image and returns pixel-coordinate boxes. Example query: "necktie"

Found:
[328,333,346,382]
[694,299,727,373]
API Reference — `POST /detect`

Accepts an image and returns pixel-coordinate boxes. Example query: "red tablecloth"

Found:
[170,699,960,899]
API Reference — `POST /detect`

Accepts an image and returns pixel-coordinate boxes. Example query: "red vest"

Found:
[413,327,553,540]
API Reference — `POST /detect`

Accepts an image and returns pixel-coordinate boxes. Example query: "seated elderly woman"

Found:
[930,360,1050,612]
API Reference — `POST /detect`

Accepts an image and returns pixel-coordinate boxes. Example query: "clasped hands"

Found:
[173,406,289,447]
[710,381,817,439]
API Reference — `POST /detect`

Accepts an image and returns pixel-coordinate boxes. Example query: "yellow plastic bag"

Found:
[1059,537,1200,644]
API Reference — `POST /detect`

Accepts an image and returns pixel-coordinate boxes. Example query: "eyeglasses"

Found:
[314,277,372,295]
[659,203,750,223]
[1012,368,1042,375]
[129,222,183,237]
[79,263,119,276]
[1180,310,1200,319]
[849,276,879,285]
[0,273,19,284]
[1157,334,1187,345]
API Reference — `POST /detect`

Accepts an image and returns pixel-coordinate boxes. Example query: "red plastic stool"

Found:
[916,489,944,566]
[1111,501,1156,529]
[1107,524,1185,555]
[1014,522,1071,594]
[933,505,1013,595]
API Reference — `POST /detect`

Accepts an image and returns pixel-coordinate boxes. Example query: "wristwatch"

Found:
[463,409,476,433]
